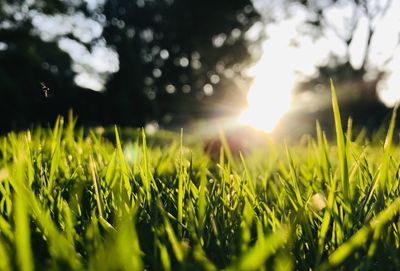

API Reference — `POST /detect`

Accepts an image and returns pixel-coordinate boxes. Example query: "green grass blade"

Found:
[226,227,290,271]
[177,129,184,237]
[317,173,337,265]
[140,128,151,202]
[0,238,10,270]
[14,194,34,271]
[316,121,331,182]
[48,117,63,190]
[330,80,350,203]
[320,197,400,270]
[378,106,397,197]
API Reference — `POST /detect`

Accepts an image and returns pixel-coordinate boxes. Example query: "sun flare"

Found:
[239,74,293,132]
[239,37,295,132]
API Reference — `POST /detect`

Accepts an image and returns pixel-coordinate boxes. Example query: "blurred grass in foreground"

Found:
[0,84,400,270]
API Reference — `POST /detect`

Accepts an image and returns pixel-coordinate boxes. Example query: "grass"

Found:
[0,84,400,270]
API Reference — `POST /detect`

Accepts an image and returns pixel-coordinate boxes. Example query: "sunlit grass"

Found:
[0,84,399,270]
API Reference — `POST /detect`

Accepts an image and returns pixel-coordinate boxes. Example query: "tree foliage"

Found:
[291,0,397,99]
[99,0,262,126]
[0,0,87,129]
[0,0,263,129]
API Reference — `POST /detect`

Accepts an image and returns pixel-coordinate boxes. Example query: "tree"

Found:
[97,0,263,126]
[0,0,263,130]
[0,0,113,129]
[291,0,398,101]
[251,0,399,137]
[0,1,74,129]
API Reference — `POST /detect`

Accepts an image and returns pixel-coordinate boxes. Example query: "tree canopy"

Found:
[0,0,78,129]
[290,0,398,100]
[99,0,262,126]
[0,0,263,130]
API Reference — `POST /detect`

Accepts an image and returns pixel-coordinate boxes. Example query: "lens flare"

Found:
[238,39,295,132]
[239,75,293,132]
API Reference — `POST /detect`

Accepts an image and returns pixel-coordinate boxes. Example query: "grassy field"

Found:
[0,83,400,271]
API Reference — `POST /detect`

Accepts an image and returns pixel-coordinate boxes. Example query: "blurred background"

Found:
[1,0,399,137]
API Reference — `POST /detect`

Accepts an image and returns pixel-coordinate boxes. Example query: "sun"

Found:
[238,79,293,132]
[238,39,295,132]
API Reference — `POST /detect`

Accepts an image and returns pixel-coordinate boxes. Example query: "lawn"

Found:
[0,84,399,270]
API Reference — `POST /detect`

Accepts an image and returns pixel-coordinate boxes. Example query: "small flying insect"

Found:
[40,82,50,98]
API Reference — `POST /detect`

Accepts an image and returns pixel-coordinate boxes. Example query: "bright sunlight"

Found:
[238,13,327,132]
[239,0,400,133]
[238,22,299,132]
[238,59,294,132]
